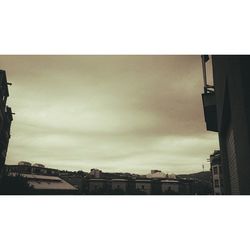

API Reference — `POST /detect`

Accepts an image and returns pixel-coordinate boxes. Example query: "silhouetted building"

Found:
[6,163,78,194]
[0,70,13,172]
[202,55,250,194]
[210,150,224,195]
[7,162,60,176]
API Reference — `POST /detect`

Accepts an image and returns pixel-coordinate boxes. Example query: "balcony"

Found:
[202,91,218,132]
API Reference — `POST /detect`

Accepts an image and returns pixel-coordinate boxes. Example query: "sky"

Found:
[0,55,218,174]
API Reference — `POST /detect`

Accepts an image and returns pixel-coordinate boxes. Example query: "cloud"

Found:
[0,55,218,174]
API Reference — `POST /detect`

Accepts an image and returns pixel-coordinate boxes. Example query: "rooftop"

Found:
[10,173,77,190]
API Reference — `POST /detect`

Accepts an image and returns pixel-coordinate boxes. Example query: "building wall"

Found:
[111,181,127,192]
[135,181,151,194]
[161,182,179,193]
[88,180,106,193]
[212,56,250,194]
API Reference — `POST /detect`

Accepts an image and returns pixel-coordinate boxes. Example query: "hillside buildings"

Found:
[83,169,197,195]
[3,162,207,195]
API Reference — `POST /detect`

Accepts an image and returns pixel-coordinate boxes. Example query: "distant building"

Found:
[0,70,13,172]
[9,161,59,175]
[32,163,45,168]
[6,163,78,194]
[201,55,250,194]
[88,179,108,194]
[146,170,166,179]
[135,179,151,194]
[18,161,32,166]
[9,173,78,194]
[90,168,102,178]
[210,150,224,195]
[111,179,128,193]
[168,173,177,179]
[161,180,179,194]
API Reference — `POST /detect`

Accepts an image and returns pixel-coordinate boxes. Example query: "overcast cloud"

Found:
[0,55,218,174]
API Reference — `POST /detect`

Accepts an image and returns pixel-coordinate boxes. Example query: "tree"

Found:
[0,174,34,195]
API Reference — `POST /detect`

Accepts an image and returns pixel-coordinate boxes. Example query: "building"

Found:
[146,170,167,179]
[7,161,60,176]
[6,163,78,194]
[161,180,179,194]
[210,150,224,195]
[135,179,151,194]
[111,179,128,193]
[90,168,102,178]
[168,173,176,179]
[201,55,250,194]
[0,70,13,172]
[60,174,85,193]
[88,179,108,194]
[9,173,78,194]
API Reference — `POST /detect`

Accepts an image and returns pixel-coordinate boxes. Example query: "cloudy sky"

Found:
[0,55,218,174]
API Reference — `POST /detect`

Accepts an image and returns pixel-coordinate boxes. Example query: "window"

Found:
[213,166,218,175]
[214,179,219,188]
[141,185,144,190]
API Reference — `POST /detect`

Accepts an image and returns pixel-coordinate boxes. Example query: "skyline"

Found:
[1,55,218,174]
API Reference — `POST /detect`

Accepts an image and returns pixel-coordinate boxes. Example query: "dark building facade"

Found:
[0,70,13,172]
[202,56,250,194]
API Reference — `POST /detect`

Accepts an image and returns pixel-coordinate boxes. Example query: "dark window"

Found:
[214,179,219,188]
[213,166,218,175]
[141,185,144,190]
